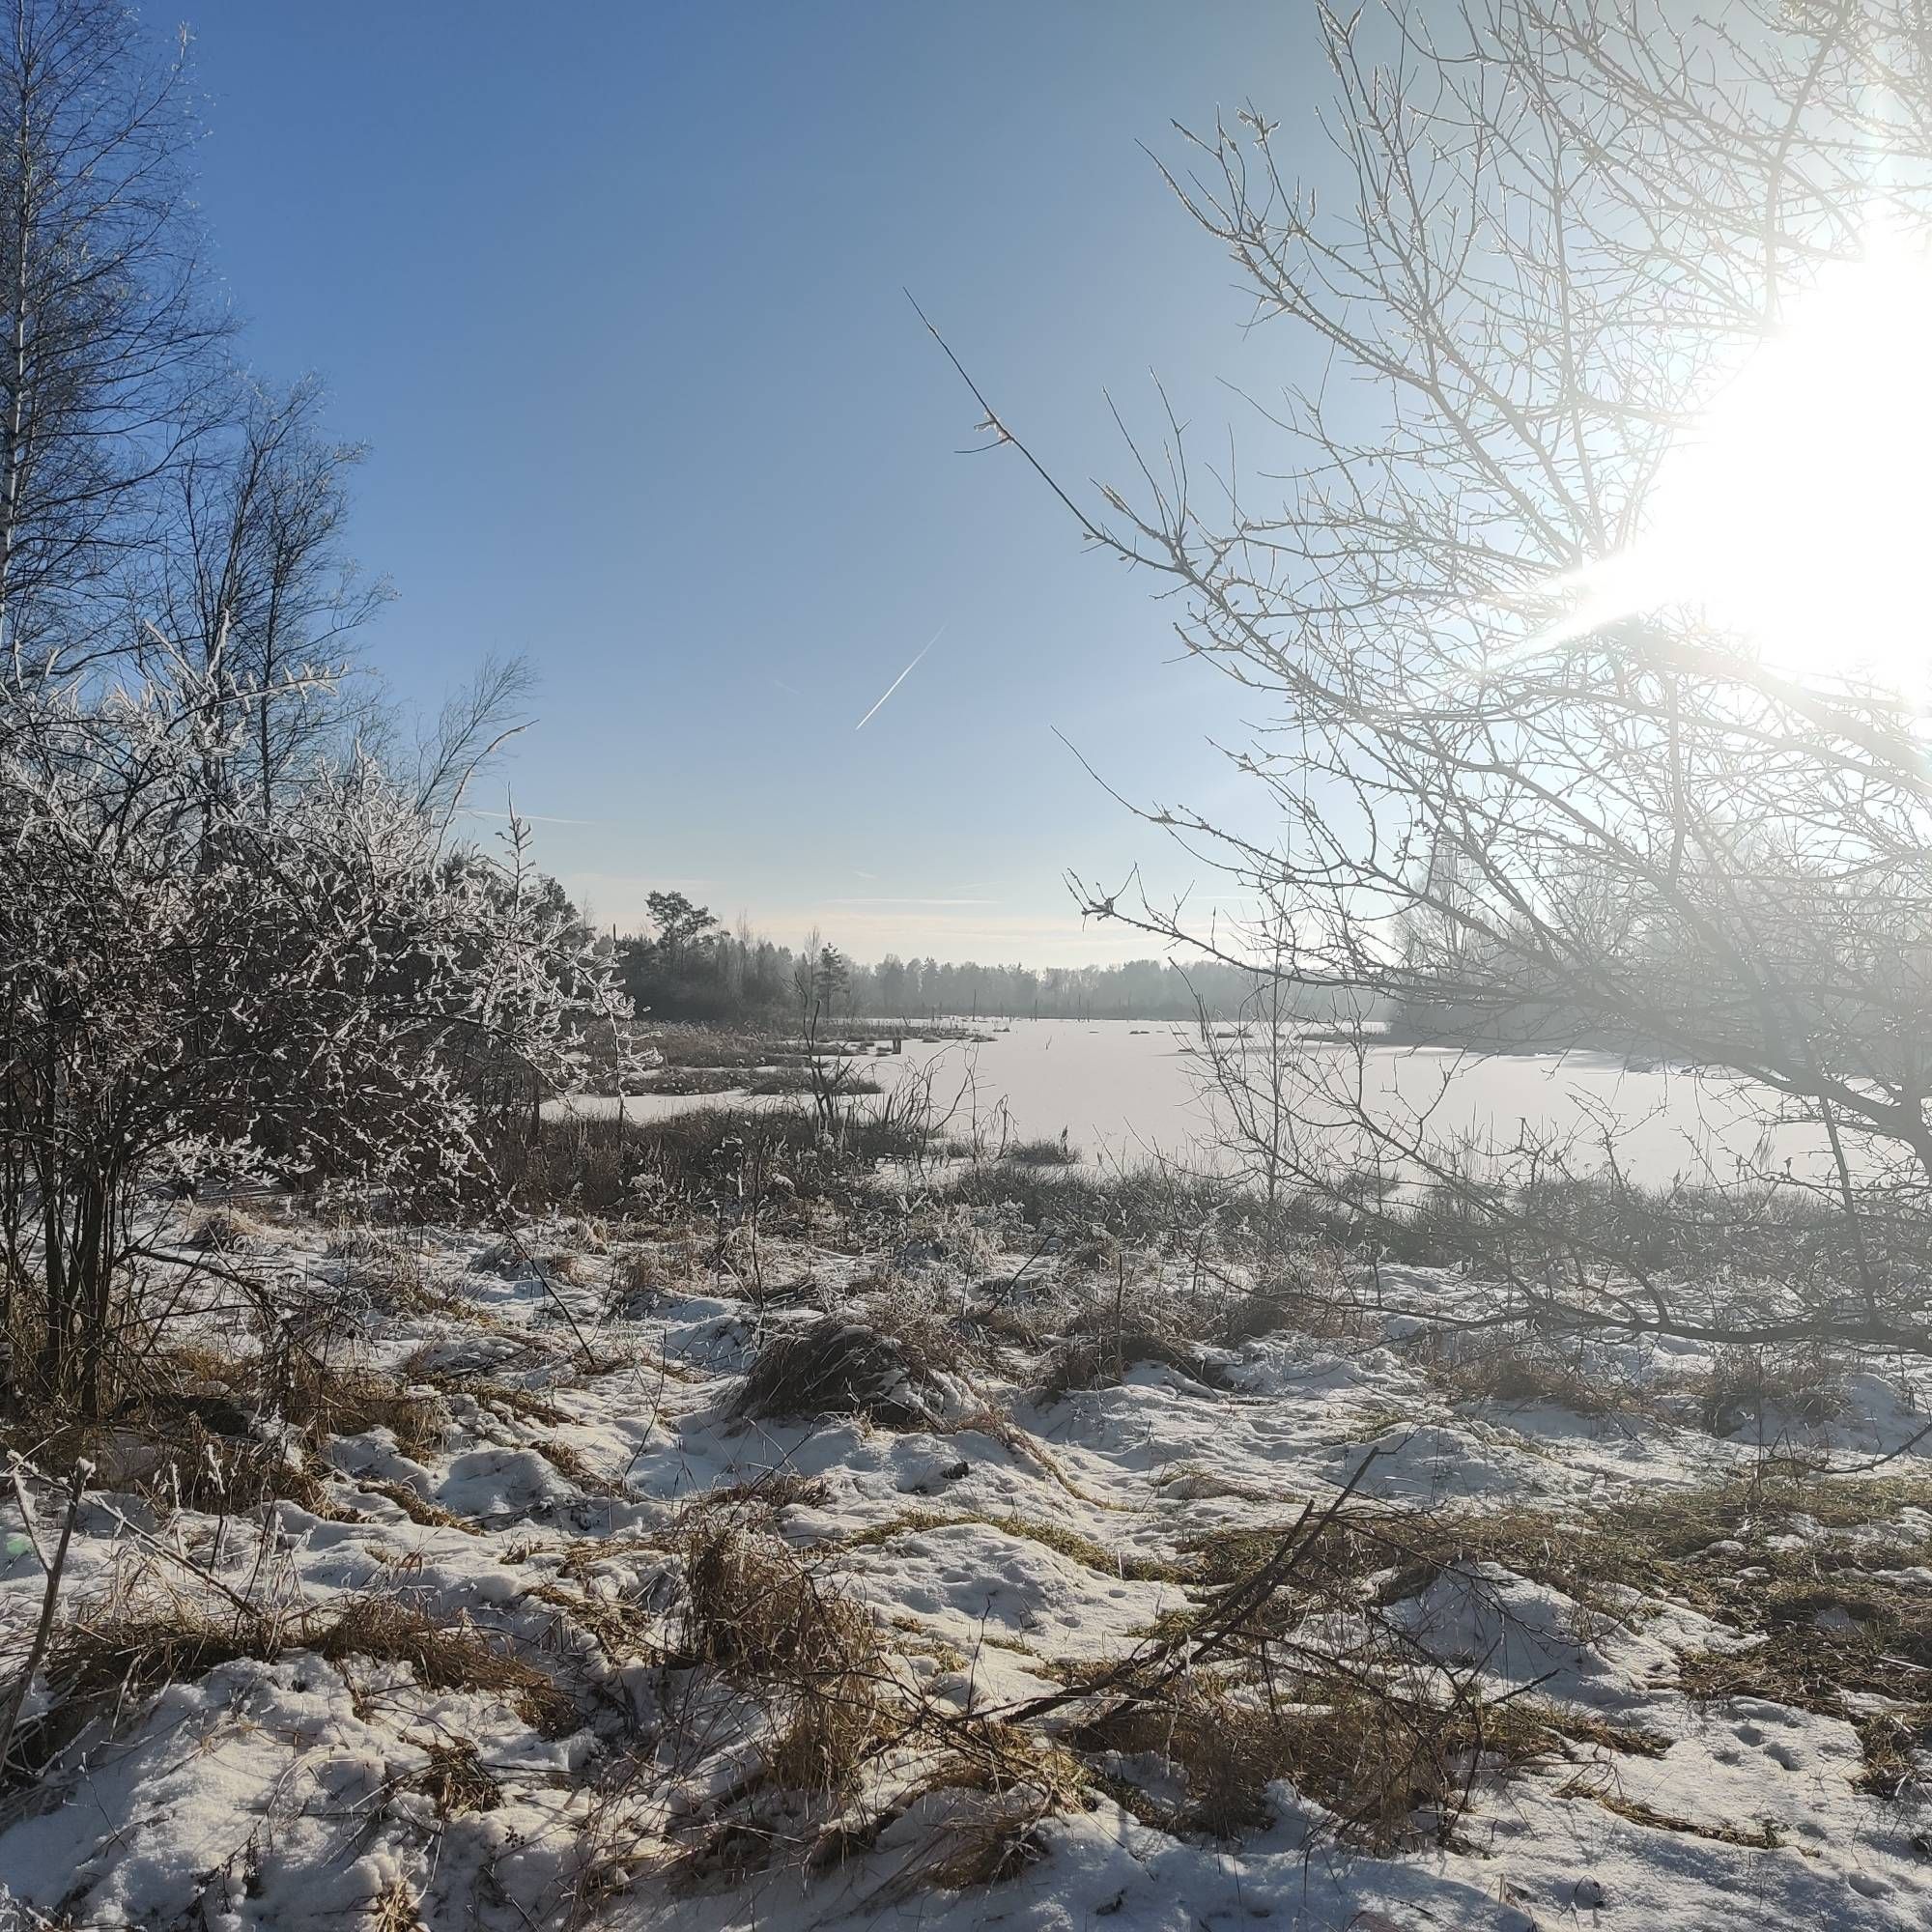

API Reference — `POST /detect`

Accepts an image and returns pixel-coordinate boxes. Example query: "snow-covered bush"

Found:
[0,655,634,1413]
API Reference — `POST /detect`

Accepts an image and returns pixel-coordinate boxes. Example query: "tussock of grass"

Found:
[1001,1135,1080,1168]
[25,1595,577,1776]
[275,1357,446,1457]
[733,1318,932,1428]
[1040,1327,1224,1400]
[678,1520,890,1794]
[184,1204,273,1252]
[409,1737,502,1815]
[1074,1667,1540,1848]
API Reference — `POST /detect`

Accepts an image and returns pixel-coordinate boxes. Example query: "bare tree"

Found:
[156,375,390,812]
[0,0,228,675]
[949,2,1932,1349]
[407,648,537,828]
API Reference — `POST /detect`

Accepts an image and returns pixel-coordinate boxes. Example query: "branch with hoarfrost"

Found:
[0,653,642,1418]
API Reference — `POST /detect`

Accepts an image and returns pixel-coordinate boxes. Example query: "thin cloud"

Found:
[854,623,945,730]
[828,895,999,906]
[462,809,602,826]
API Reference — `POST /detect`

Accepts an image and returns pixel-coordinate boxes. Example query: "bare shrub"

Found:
[944,0,1932,1363]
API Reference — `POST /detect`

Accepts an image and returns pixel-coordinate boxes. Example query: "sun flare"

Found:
[1555,239,1932,694]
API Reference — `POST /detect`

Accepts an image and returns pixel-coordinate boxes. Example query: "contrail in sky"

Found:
[854,624,945,730]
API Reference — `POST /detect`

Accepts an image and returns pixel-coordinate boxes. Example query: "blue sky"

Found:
[183,2,1325,962]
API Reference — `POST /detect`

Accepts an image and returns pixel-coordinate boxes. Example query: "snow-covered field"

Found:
[4,1193,1930,1930]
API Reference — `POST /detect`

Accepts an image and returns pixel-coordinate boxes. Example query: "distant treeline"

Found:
[611,892,1371,1026]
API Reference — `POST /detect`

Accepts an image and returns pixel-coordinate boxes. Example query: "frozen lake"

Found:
[882,1020,1836,1187]
[569,1019,1844,1192]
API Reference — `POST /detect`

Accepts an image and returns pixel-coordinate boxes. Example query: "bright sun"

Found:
[1557,240,1932,696]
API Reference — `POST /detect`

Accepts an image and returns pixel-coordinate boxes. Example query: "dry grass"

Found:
[1073,1666,1537,1847]
[275,1356,446,1458]
[1686,1342,1850,1436]
[1852,1707,1932,1799]
[476,1235,602,1286]
[327,1229,440,1314]
[677,1471,835,1526]
[1557,1781,1781,1847]
[408,1737,502,1816]
[366,1873,429,1932]
[0,1337,442,1516]
[349,1477,479,1533]
[678,1518,891,1795]
[1001,1135,1080,1168]
[1184,1473,1932,1804]
[395,1348,573,1426]
[610,1238,702,1311]
[1029,1264,1261,1400]
[1676,1567,1932,1793]
[857,1274,1000,1378]
[733,1318,932,1429]
[21,1594,578,1777]
[539,1436,628,1498]
[184,1205,274,1252]
[853,1742,1083,1895]
[1403,1326,1662,1423]
[1040,1326,1224,1399]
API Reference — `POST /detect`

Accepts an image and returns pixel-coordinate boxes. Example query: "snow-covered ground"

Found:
[3,1197,1930,1930]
